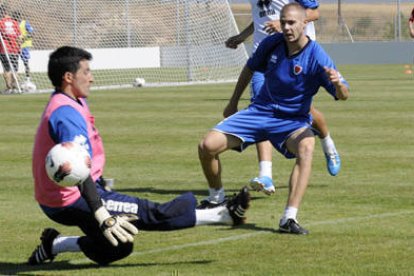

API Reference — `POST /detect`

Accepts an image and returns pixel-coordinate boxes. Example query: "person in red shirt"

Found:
[0,4,21,93]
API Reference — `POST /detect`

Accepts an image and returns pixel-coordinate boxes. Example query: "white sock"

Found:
[320,133,337,155]
[195,206,232,225]
[52,236,81,254]
[208,187,225,203]
[258,161,272,178]
[280,206,298,225]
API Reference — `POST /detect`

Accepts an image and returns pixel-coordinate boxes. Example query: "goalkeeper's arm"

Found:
[77,176,139,246]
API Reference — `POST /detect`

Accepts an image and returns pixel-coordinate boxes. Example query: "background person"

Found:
[409,7,414,39]
[12,10,34,82]
[0,4,21,94]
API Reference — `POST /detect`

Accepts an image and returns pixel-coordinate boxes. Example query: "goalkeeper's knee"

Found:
[78,236,134,265]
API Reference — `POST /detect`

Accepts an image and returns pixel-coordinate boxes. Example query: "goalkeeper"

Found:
[28,46,250,266]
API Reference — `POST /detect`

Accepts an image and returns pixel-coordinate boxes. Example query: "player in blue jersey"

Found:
[28,46,250,266]
[225,0,341,198]
[198,3,349,234]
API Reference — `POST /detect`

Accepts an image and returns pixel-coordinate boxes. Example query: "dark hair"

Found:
[48,46,92,88]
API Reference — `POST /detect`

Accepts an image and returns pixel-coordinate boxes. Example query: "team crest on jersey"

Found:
[293,65,303,75]
[270,54,278,64]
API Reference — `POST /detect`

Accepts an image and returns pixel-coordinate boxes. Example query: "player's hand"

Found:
[223,103,238,118]
[323,67,342,85]
[225,35,244,49]
[95,207,139,246]
[263,20,281,34]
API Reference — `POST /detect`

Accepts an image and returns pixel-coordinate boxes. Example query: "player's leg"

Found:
[28,203,133,266]
[21,48,31,80]
[10,54,19,91]
[250,141,275,195]
[278,127,315,235]
[0,54,13,92]
[310,105,341,176]
[196,186,250,226]
[198,130,242,207]
[249,71,276,194]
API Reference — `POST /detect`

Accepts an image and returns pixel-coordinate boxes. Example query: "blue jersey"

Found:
[48,93,93,157]
[247,33,349,117]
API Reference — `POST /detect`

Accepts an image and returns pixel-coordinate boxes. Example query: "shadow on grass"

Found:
[116,187,242,197]
[232,223,278,233]
[114,183,297,197]
[0,259,213,275]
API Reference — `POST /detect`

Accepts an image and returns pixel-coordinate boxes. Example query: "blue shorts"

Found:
[21,47,31,61]
[250,71,265,102]
[214,104,312,158]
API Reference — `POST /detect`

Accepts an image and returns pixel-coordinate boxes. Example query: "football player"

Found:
[28,46,250,266]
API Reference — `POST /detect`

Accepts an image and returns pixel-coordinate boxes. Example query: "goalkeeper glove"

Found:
[94,206,139,246]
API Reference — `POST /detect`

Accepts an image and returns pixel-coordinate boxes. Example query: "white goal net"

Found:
[0,0,248,93]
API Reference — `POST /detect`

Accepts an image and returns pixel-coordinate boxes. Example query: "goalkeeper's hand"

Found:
[94,207,139,246]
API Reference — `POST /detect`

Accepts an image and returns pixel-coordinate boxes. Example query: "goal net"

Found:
[1,0,248,93]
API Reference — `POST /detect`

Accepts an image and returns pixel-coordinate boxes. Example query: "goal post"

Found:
[1,0,248,93]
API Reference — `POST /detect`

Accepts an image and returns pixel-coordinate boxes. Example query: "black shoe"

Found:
[196,198,227,209]
[226,186,250,226]
[28,228,60,265]
[279,219,309,235]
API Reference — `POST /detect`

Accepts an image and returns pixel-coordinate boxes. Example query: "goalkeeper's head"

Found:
[48,46,93,97]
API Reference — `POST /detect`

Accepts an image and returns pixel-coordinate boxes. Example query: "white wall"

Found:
[5,47,161,73]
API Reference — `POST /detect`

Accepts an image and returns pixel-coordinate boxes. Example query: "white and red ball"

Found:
[45,142,91,187]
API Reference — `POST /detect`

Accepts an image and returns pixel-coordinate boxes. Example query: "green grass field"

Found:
[0,64,413,275]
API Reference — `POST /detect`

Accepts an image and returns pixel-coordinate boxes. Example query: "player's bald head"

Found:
[281,3,306,20]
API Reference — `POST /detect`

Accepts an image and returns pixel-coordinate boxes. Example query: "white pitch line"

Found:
[69,210,413,265]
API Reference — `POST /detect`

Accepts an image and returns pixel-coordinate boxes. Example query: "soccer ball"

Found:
[133,77,145,87]
[45,142,91,187]
[21,80,37,93]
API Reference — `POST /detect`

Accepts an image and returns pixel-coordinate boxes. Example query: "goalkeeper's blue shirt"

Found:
[247,33,349,118]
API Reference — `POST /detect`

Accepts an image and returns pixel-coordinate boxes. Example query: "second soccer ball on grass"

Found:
[133,77,146,87]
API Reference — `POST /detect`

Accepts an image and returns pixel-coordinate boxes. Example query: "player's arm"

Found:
[305,8,319,23]
[23,21,34,39]
[223,65,253,117]
[323,67,349,101]
[225,22,254,49]
[78,176,138,247]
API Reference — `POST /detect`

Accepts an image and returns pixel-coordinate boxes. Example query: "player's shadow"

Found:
[0,259,213,275]
[115,184,292,197]
[221,223,278,233]
[116,187,242,197]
